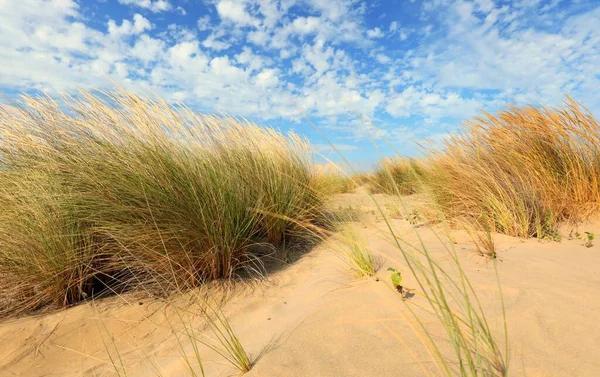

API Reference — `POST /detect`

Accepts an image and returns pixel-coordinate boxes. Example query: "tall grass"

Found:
[371,157,424,195]
[0,90,325,317]
[313,163,356,195]
[426,98,600,238]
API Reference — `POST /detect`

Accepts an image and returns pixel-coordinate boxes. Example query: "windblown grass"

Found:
[371,157,424,195]
[426,97,600,238]
[313,163,356,195]
[0,90,325,317]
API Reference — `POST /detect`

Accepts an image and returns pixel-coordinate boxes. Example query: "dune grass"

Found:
[168,300,251,375]
[198,305,252,373]
[337,226,379,278]
[313,163,356,195]
[0,90,325,317]
[370,157,424,195]
[364,96,598,375]
[426,98,600,238]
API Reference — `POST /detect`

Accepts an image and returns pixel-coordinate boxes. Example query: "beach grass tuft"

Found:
[0,89,326,317]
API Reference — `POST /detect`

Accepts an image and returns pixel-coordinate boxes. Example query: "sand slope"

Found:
[1,192,599,376]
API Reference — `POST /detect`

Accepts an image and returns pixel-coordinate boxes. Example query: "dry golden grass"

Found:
[313,163,356,195]
[426,97,600,238]
[0,89,326,317]
[370,157,424,195]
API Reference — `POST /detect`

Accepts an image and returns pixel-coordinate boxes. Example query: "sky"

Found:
[1,0,599,166]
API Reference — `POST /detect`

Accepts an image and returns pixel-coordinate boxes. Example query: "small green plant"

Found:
[387,267,404,295]
[584,232,595,248]
[543,230,562,242]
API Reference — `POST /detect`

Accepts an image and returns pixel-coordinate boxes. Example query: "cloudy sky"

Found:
[1,0,599,163]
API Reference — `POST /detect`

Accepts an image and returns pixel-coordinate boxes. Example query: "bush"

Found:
[0,90,325,316]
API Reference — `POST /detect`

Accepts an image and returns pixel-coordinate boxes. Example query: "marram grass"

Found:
[0,89,325,317]
[373,98,600,239]
[426,97,600,238]
[370,157,424,195]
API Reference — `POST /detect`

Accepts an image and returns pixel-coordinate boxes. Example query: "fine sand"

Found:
[1,191,599,376]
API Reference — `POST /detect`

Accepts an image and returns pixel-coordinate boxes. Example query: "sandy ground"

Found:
[1,191,600,376]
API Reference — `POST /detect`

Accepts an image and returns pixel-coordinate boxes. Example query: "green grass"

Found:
[198,304,252,373]
[337,226,379,278]
[0,89,326,317]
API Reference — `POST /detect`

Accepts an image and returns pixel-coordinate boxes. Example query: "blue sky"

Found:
[1,0,599,166]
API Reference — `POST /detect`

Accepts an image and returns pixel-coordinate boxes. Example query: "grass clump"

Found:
[426,98,600,238]
[337,227,379,278]
[0,89,325,317]
[371,157,424,195]
[199,305,252,373]
[313,163,356,195]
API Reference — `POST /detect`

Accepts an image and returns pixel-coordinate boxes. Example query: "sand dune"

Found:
[1,192,599,376]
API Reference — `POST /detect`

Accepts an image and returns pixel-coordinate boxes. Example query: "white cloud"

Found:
[235,47,269,72]
[409,2,600,111]
[366,27,384,38]
[131,34,165,63]
[255,68,279,88]
[248,30,270,46]
[216,0,257,26]
[202,34,231,51]
[118,0,172,13]
[307,0,351,22]
[108,14,152,37]
[291,16,321,34]
[376,54,391,64]
[197,15,212,31]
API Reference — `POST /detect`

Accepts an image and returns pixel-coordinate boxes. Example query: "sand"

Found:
[1,191,599,376]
